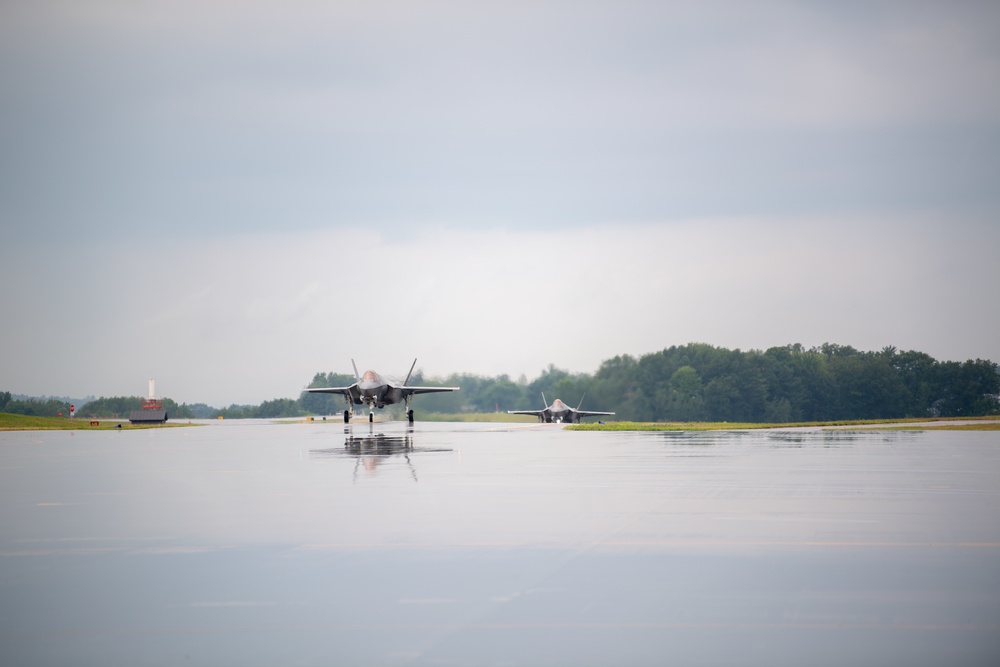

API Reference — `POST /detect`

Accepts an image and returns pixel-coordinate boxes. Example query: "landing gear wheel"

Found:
[407,409,414,423]
[369,412,374,423]
[343,410,350,424]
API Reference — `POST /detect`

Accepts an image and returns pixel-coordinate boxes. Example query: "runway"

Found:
[1,420,998,665]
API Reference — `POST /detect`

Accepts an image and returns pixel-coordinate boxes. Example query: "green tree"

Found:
[932,359,1000,416]
[254,398,305,418]
[479,376,523,412]
[2,397,70,417]
[890,350,936,417]
[666,365,704,421]
[703,376,740,421]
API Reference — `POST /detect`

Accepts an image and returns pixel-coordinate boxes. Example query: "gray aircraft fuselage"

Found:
[546,399,575,421]
[508,392,615,423]
[355,370,398,408]
[305,359,459,423]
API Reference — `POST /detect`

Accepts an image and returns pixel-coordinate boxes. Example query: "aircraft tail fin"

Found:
[404,358,418,386]
[541,392,548,409]
[576,392,587,411]
[351,359,360,381]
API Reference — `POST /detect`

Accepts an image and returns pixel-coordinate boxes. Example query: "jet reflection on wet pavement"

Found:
[310,424,452,481]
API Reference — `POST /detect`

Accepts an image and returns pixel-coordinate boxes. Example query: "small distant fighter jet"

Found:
[306,359,459,423]
[509,392,615,423]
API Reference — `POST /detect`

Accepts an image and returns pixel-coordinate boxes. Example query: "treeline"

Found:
[0,392,75,418]
[4,343,998,422]
[69,397,309,420]
[206,398,307,420]
[0,391,316,421]
[0,390,315,421]
[68,396,186,419]
[305,344,1000,421]
[549,343,1000,422]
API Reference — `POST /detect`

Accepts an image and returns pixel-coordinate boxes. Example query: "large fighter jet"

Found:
[508,392,615,423]
[305,359,459,423]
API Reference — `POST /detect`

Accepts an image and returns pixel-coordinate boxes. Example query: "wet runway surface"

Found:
[2,421,999,666]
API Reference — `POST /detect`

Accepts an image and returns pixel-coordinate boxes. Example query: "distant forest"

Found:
[4,343,998,422]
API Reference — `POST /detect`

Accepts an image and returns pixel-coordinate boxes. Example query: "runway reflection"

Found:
[310,424,452,481]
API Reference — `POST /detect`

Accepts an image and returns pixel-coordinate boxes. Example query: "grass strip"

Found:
[0,413,195,431]
[566,417,1000,432]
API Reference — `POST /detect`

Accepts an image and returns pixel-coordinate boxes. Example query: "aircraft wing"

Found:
[572,409,615,418]
[507,409,547,417]
[305,385,359,399]
[395,385,460,396]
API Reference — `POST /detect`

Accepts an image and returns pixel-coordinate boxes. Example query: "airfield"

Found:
[1,419,998,666]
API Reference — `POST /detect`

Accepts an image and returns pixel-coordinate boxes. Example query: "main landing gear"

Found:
[342,402,415,424]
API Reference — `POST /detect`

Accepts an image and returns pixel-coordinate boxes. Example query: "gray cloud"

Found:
[4,1,999,234]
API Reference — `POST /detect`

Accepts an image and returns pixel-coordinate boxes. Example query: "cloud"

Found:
[3,1,999,240]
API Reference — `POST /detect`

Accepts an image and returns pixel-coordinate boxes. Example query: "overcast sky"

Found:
[2,1,999,406]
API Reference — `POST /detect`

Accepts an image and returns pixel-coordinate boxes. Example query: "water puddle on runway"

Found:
[2,423,998,665]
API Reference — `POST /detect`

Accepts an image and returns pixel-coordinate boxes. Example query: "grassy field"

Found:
[566,417,1000,432]
[0,413,193,431]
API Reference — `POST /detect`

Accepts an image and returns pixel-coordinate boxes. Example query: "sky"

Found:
[2,0,999,407]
